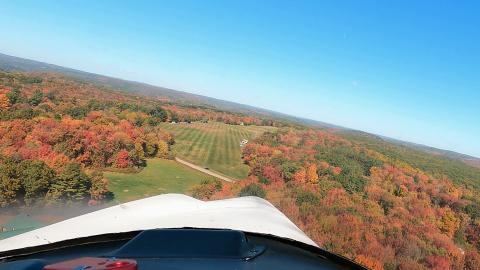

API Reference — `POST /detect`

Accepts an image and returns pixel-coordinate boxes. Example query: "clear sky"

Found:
[1,0,479,157]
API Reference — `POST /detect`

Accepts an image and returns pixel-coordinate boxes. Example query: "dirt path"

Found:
[175,157,236,183]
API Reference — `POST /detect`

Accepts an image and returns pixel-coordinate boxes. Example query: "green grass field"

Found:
[160,122,276,179]
[105,159,216,202]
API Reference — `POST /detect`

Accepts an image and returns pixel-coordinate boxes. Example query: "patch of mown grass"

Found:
[160,122,276,179]
[105,159,216,202]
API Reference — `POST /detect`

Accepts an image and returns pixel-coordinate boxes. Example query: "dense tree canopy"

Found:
[0,72,177,206]
[203,128,480,269]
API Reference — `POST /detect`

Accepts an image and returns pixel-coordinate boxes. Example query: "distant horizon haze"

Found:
[0,0,479,157]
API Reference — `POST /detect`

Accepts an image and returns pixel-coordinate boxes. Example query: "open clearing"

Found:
[160,122,276,179]
[105,159,216,202]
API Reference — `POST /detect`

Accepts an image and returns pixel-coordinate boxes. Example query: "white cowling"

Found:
[0,194,317,254]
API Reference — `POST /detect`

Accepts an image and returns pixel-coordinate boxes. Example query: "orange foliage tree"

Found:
[306,164,319,183]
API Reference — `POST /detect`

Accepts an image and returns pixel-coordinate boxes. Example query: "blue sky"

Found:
[1,0,479,157]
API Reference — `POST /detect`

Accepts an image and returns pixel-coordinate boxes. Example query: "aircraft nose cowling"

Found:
[0,194,318,255]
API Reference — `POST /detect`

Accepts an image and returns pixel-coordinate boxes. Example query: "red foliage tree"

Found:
[114,150,130,168]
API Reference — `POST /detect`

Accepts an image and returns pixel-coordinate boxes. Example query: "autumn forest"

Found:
[1,71,480,269]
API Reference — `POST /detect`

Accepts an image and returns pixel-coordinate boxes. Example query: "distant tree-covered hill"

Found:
[2,52,478,168]
[0,53,330,127]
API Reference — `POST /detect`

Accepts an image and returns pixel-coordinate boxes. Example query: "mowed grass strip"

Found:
[105,159,216,203]
[160,122,276,179]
